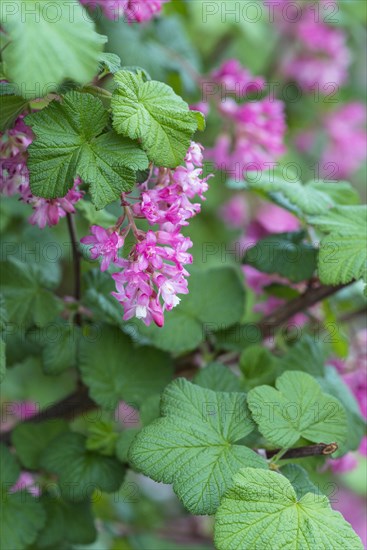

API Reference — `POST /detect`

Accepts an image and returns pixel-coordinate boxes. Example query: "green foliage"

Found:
[42,321,79,375]
[129,378,267,514]
[26,91,149,209]
[243,231,318,283]
[280,464,320,499]
[0,258,63,328]
[111,70,198,167]
[79,325,173,409]
[214,468,363,550]
[0,94,28,131]
[136,266,246,353]
[240,345,279,389]
[310,206,367,286]
[35,496,97,547]
[1,0,104,98]
[11,419,69,469]
[194,362,243,392]
[0,445,46,550]
[247,371,347,448]
[41,432,126,501]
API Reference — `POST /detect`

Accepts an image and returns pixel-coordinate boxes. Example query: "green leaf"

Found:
[191,110,206,131]
[0,94,28,131]
[83,269,124,326]
[34,495,97,548]
[42,321,79,375]
[1,492,46,550]
[116,429,140,463]
[247,371,347,448]
[76,200,116,228]
[233,171,337,216]
[214,467,363,550]
[306,180,360,207]
[40,432,126,501]
[194,363,243,392]
[239,345,279,390]
[129,378,267,515]
[0,444,20,488]
[0,258,63,328]
[111,70,198,167]
[98,52,122,75]
[86,420,119,456]
[310,206,367,286]
[280,464,320,499]
[243,231,318,283]
[2,0,104,99]
[279,336,326,377]
[139,394,161,426]
[25,91,148,209]
[0,337,5,383]
[79,325,173,409]
[11,420,69,470]
[136,266,246,354]
[317,366,366,455]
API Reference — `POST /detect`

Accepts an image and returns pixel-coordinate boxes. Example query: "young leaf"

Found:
[214,467,363,550]
[11,420,69,470]
[247,371,347,448]
[0,258,63,328]
[129,378,267,515]
[111,70,198,167]
[26,92,149,209]
[40,432,126,501]
[79,325,173,409]
[243,231,318,283]
[2,0,104,99]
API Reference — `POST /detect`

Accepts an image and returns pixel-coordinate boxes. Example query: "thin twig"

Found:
[266,442,338,460]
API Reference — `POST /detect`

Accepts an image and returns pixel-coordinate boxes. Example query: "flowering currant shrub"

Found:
[0,1,367,549]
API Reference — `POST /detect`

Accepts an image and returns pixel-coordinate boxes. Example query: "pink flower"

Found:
[111,142,210,327]
[207,97,286,175]
[26,180,83,229]
[79,0,168,22]
[219,194,249,229]
[81,225,125,271]
[327,453,358,474]
[322,103,367,179]
[0,117,32,196]
[281,5,350,92]
[11,472,40,497]
[332,489,367,547]
[211,59,265,97]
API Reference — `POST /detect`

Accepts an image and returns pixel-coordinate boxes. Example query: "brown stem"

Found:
[266,442,338,460]
[258,283,347,337]
[0,385,96,445]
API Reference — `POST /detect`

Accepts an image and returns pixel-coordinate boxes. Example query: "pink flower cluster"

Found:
[278,2,350,92]
[328,329,367,473]
[297,103,367,180]
[81,142,211,327]
[80,0,168,22]
[1,117,83,229]
[205,60,286,176]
